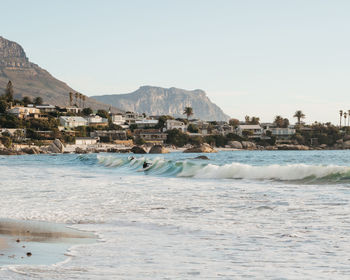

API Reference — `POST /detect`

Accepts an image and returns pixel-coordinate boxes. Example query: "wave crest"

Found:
[94,155,350,183]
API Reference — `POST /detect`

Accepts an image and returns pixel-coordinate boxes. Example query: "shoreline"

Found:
[0,218,96,266]
[1,140,349,156]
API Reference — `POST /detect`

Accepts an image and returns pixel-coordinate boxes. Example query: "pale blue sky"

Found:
[1,0,350,124]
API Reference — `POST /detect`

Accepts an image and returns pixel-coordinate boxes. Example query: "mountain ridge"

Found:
[92,86,230,121]
[0,36,122,112]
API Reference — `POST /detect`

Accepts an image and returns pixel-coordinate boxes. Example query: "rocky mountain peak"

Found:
[0,36,122,112]
[0,36,29,67]
[92,86,230,121]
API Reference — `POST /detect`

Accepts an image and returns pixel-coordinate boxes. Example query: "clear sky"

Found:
[1,0,350,124]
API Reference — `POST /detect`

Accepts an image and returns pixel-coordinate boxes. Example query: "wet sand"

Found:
[0,218,96,266]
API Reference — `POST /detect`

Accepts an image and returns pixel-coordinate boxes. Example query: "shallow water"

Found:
[1,151,350,279]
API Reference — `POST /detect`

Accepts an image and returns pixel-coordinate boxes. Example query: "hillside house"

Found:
[134,129,167,144]
[90,130,127,142]
[7,106,41,119]
[236,124,263,138]
[75,137,99,145]
[166,119,187,133]
[59,116,88,128]
[111,114,126,125]
[135,119,159,128]
[86,115,108,127]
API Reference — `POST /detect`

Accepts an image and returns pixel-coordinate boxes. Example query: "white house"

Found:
[166,119,187,133]
[75,137,99,145]
[124,112,143,124]
[7,106,41,119]
[86,115,108,126]
[270,127,296,139]
[135,119,159,128]
[59,116,88,128]
[111,114,126,125]
[236,124,263,138]
[31,104,57,112]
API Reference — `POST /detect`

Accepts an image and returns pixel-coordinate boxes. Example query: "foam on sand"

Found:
[0,218,96,266]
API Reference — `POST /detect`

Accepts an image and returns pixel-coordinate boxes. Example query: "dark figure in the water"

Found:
[143,161,150,169]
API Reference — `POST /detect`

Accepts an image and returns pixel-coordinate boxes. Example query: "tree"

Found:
[156,115,174,129]
[166,129,189,147]
[0,100,7,113]
[75,92,79,106]
[229,118,240,128]
[13,129,24,142]
[22,96,32,106]
[34,97,43,105]
[293,110,305,125]
[82,95,86,108]
[96,109,109,119]
[135,136,146,145]
[274,115,289,128]
[250,116,260,125]
[69,92,73,106]
[245,116,260,125]
[5,81,14,103]
[183,107,193,120]
[187,123,199,133]
[79,93,83,107]
[82,107,93,116]
[345,112,348,127]
[340,110,343,128]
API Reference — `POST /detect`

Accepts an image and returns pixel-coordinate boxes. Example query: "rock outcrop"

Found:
[21,147,40,154]
[228,141,243,149]
[131,146,147,154]
[149,145,169,154]
[183,143,217,153]
[92,86,230,121]
[0,36,122,112]
[48,139,64,153]
[276,144,309,150]
[193,155,210,160]
[242,141,256,149]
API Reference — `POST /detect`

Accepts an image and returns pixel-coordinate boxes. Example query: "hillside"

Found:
[92,86,230,121]
[0,36,122,112]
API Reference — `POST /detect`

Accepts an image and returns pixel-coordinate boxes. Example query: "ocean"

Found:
[1,150,350,279]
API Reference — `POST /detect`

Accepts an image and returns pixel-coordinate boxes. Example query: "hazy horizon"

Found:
[1,0,350,124]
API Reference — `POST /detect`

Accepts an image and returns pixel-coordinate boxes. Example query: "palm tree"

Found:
[340,110,343,128]
[250,116,260,125]
[69,92,73,106]
[183,107,193,120]
[75,92,79,106]
[274,115,284,127]
[82,95,86,108]
[79,93,83,107]
[344,112,347,127]
[293,110,305,125]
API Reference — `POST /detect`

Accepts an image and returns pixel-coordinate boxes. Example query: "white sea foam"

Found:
[186,163,350,180]
[96,155,350,181]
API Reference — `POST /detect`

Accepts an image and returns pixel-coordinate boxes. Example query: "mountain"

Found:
[0,36,122,112]
[92,86,230,121]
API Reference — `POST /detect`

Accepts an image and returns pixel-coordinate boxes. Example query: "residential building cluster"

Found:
[2,103,297,146]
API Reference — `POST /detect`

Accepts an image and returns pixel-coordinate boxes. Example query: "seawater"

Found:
[0,150,350,279]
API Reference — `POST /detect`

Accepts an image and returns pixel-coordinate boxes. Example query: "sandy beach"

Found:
[0,219,96,266]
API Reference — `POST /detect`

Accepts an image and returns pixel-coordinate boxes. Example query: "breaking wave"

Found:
[93,155,350,183]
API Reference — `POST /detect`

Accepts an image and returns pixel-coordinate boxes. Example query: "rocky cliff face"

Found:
[0,36,121,112]
[92,86,230,121]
